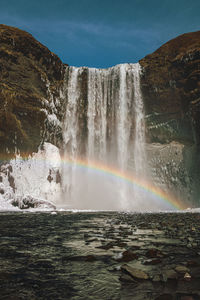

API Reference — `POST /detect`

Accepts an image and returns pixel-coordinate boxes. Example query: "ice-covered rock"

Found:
[0,142,61,211]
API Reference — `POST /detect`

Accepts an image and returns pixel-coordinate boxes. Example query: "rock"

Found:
[8,173,15,191]
[0,24,65,157]
[47,174,53,183]
[84,255,97,262]
[140,30,200,204]
[119,273,136,282]
[188,237,194,242]
[56,170,61,184]
[117,250,138,262]
[163,269,178,281]
[121,264,149,280]
[11,195,56,210]
[187,260,199,267]
[180,296,195,300]
[175,265,190,273]
[155,294,173,300]
[97,242,115,250]
[140,31,200,145]
[143,258,161,265]
[0,188,4,194]
[184,272,192,281]
[146,248,164,258]
[152,274,162,282]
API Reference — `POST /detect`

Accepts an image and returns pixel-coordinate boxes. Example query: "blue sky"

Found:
[0,0,200,68]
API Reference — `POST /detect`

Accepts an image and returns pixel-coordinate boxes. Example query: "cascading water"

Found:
[61,63,148,210]
[0,63,180,211]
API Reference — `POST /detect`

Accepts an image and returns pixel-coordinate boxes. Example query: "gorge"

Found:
[1,24,200,300]
[0,25,200,211]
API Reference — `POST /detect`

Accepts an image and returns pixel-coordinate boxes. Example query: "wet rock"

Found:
[180,296,196,300]
[116,241,127,248]
[163,269,178,281]
[175,265,190,274]
[0,188,4,194]
[146,248,164,258]
[153,274,162,282]
[47,174,53,183]
[84,255,97,262]
[85,237,98,243]
[187,260,199,267]
[155,294,173,300]
[184,272,192,281]
[117,250,138,262]
[144,258,162,265]
[119,273,136,282]
[62,255,97,262]
[8,173,15,191]
[7,165,13,173]
[11,195,56,210]
[56,170,61,184]
[121,264,149,280]
[47,170,53,183]
[97,242,114,250]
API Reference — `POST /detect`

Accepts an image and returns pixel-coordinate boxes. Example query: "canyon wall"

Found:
[139,31,200,205]
[0,25,200,207]
[0,24,65,158]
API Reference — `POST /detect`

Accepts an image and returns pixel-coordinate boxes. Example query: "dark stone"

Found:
[97,242,115,250]
[154,294,173,300]
[47,174,53,183]
[180,296,195,300]
[8,173,15,191]
[56,170,61,184]
[146,248,164,258]
[144,258,162,265]
[117,250,138,262]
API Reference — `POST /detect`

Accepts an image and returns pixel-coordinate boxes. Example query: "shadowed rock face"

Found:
[140,31,200,145]
[139,31,200,205]
[0,24,65,158]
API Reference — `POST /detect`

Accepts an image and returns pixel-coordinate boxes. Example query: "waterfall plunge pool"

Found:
[0,211,200,300]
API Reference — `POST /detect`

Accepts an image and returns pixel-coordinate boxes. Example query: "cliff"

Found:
[140,31,200,145]
[139,31,200,204]
[0,24,65,158]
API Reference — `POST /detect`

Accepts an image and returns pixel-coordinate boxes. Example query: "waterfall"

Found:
[61,63,147,210]
[132,64,146,176]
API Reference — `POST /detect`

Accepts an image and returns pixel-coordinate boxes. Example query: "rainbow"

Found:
[0,152,187,210]
[61,156,187,210]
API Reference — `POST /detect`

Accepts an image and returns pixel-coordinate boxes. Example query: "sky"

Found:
[0,0,200,68]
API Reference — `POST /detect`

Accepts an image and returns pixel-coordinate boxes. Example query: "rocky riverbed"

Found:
[0,212,200,300]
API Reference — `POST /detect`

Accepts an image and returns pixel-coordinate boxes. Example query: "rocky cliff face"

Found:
[140,31,200,145]
[0,24,65,158]
[140,31,200,205]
